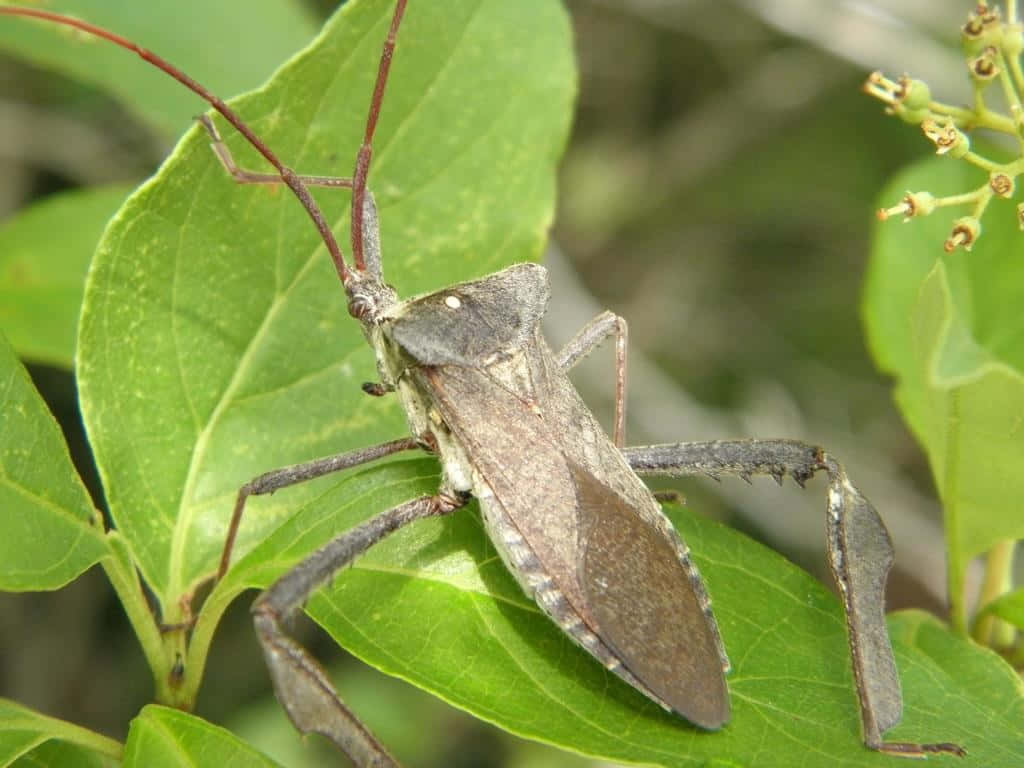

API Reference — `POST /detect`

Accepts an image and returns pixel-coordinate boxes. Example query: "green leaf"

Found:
[123,706,281,768]
[0,0,318,137]
[11,741,111,768]
[218,458,1022,766]
[980,587,1024,630]
[0,333,108,590]
[76,0,575,618]
[0,698,121,767]
[885,611,1024,761]
[0,185,132,367]
[863,156,1024,583]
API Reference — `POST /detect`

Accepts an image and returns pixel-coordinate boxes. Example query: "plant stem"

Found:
[944,390,967,635]
[1009,56,1024,105]
[972,538,1017,646]
[181,577,243,707]
[930,99,1017,133]
[101,534,175,705]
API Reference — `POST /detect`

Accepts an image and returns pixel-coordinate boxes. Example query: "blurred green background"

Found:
[0,0,980,765]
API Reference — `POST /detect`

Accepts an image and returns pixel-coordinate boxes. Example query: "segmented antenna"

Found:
[0,2,408,285]
[351,0,406,273]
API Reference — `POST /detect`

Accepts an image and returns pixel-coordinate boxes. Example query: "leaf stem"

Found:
[943,389,967,635]
[971,538,1017,646]
[181,577,245,707]
[101,534,175,704]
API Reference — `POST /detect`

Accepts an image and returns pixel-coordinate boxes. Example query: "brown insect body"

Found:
[382,263,730,728]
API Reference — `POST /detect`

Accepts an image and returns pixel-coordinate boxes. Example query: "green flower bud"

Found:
[899,77,932,110]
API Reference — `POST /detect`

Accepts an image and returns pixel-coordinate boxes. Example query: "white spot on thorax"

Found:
[444,295,462,309]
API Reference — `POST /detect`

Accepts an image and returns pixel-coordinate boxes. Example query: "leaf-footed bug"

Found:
[0,1,966,764]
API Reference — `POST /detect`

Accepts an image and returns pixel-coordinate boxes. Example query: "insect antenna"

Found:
[0,5,357,285]
[350,0,407,273]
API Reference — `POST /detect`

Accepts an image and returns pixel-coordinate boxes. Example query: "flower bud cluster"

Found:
[865,2,1024,251]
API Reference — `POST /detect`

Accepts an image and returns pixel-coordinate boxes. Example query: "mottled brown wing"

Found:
[419,361,590,613]
[420,357,729,728]
[573,462,730,729]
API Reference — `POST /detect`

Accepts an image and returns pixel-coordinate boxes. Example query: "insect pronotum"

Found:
[1,1,965,765]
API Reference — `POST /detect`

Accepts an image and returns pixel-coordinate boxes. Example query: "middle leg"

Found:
[556,310,628,448]
[217,437,421,583]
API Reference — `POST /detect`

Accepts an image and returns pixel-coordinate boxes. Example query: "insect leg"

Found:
[253,491,465,768]
[555,310,628,448]
[198,114,355,188]
[624,439,965,757]
[197,114,385,282]
[217,437,420,583]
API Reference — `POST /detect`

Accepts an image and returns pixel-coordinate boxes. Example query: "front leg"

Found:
[198,114,384,280]
[217,437,420,583]
[254,491,466,768]
[625,439,965,758]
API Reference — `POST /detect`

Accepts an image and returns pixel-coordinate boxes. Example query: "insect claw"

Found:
[362,381,391,396]
[791,467,814,488]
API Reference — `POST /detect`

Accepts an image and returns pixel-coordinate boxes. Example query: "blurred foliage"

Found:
[861,0,1024,647]
[866,154,1024,636]
[0,0,1020,766]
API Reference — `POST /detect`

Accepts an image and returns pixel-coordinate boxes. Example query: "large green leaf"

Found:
[0,0,318,137]
[0,698,121,767]
[863,156,1024,571]
[215,458,1022,766]
[76,0,574,628]
[0,185,132,367]
[123,706,280,768]
[0,333,108,590]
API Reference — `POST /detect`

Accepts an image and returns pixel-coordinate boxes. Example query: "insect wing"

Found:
[573,462,729,729]
[417,341,728,729]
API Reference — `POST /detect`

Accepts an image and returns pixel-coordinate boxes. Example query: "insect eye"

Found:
[347,296,372,320]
